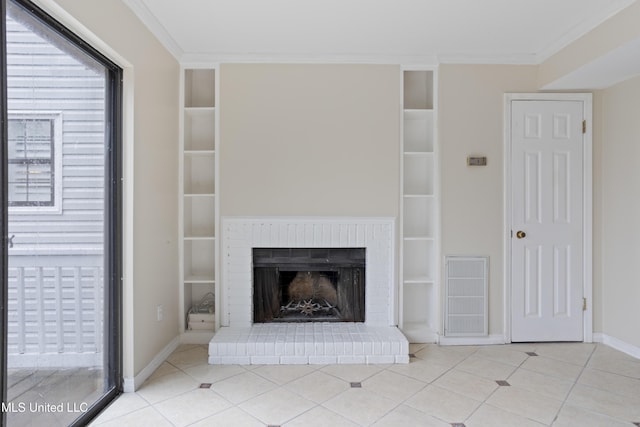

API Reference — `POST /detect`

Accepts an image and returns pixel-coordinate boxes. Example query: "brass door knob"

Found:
[516,230,526,239]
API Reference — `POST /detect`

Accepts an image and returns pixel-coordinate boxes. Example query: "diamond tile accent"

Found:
[199,383,212,389]
[451,423,466,427]
[526,352,538,356]
[350,382,362,388]
[496,380,510,386]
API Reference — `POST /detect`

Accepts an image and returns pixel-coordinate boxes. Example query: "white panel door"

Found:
[511,100,584,342]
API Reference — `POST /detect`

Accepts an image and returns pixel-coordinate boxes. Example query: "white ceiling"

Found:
[124,0,639,87]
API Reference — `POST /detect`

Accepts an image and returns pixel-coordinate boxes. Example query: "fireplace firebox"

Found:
[252,248,365,323]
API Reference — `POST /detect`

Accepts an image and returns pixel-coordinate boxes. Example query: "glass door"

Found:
[2,0,122,425]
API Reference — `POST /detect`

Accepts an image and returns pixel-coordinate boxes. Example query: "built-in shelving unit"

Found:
[179,68,218,343]
[400,69,439,342]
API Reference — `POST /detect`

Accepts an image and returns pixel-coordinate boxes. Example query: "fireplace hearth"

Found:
[253,248,366,323]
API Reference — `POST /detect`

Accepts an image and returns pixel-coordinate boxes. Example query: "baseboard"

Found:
[438,334,506,346]
[593,333,640,360]
[122,335,180,392]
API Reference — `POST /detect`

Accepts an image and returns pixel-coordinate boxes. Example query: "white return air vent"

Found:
[444,256,488,336]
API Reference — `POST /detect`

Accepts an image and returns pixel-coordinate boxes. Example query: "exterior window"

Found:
[8,115,62,211]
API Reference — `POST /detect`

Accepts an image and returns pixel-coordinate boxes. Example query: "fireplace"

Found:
[210,217,409,365]
[252,248,366,323]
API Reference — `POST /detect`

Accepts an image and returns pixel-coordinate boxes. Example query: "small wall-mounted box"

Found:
[467,156,487,166]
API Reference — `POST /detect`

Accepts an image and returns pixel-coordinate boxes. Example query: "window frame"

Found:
[1,0,123,425]
[7,112,63,213]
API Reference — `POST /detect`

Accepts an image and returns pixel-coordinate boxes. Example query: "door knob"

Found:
[516,230,526,239]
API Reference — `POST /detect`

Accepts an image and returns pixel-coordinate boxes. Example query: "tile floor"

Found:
[90,343,640,426]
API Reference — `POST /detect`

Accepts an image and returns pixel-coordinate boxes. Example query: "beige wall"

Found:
[45,0,180,378]
[219,64,400,218]
[438,64,539,336]
[599,75,640,349]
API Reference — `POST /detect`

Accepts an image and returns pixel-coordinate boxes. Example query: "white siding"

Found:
[6,16,106,365]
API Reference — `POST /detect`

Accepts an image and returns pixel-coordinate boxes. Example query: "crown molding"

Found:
[437,52,538,65]
[535,0,636,63]
[122,0,183,60]
[179,52,440,66]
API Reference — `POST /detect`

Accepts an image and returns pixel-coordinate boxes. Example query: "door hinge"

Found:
[583,297,587,311]
[582,120,587,134]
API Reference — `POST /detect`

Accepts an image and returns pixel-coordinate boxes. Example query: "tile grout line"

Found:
[462,347,540,425]
[548,344,598,425]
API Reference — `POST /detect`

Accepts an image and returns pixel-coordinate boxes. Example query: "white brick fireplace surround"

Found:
[208,217,410,364]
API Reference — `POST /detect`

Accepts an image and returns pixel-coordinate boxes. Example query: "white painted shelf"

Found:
[179,67,218,342]
[400,69,439,343]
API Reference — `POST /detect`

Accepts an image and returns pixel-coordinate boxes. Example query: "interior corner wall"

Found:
[538,1,640,89]
[219,63,400,218]
[438,64,538,337]
[599,74,640,349]
[44,0,180,378]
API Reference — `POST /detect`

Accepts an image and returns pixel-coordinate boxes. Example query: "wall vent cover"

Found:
[444,256,488,336]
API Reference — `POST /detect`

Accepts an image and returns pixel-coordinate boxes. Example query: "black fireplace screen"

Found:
[252,248,366,323]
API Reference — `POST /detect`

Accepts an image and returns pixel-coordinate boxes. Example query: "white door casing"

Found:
[506,94,592,342]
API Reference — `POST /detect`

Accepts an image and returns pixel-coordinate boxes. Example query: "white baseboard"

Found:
[438,334,506,346]
[593,333,640,360]
[122,336,180,392]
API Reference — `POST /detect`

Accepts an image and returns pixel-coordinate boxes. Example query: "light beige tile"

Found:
[533,343,595,366]
[363,369,426,402]
[182,363,247,384]
[456,356,517,381]
[486,385,564,425]
[284,405,359,427]
[136,370,200,405]
[566,383,640,421]
[373,404,450,427]
[501,343,540,353]
[91,393,149,425]
[433,369,498,401]
[96,406,173,427]
[520,355,584,381]
[239,387,315,425]
[166,346,209,370]
[323,388,399,426]
[284,370,350,403]
[210,371,277,404]
[410,343,429,354]
[578,368,640,398]
[146,362,180,382]
[153,388,232,427]
[507,368,574,401]
[320,364,386,383]
[588,351,640,379]
[414,345,476,366]
[252,364,317,385]
[387,358,453,383]
[553,403,634,427]
[405,384,481,423]
[465,404,546,427]
[474,345,529,366]
[189,407,264,427]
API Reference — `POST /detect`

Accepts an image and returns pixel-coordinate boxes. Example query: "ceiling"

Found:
[123,0,639,87]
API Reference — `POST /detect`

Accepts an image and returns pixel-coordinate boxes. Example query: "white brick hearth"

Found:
[209,323,409,364]
[209,217,409,364]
